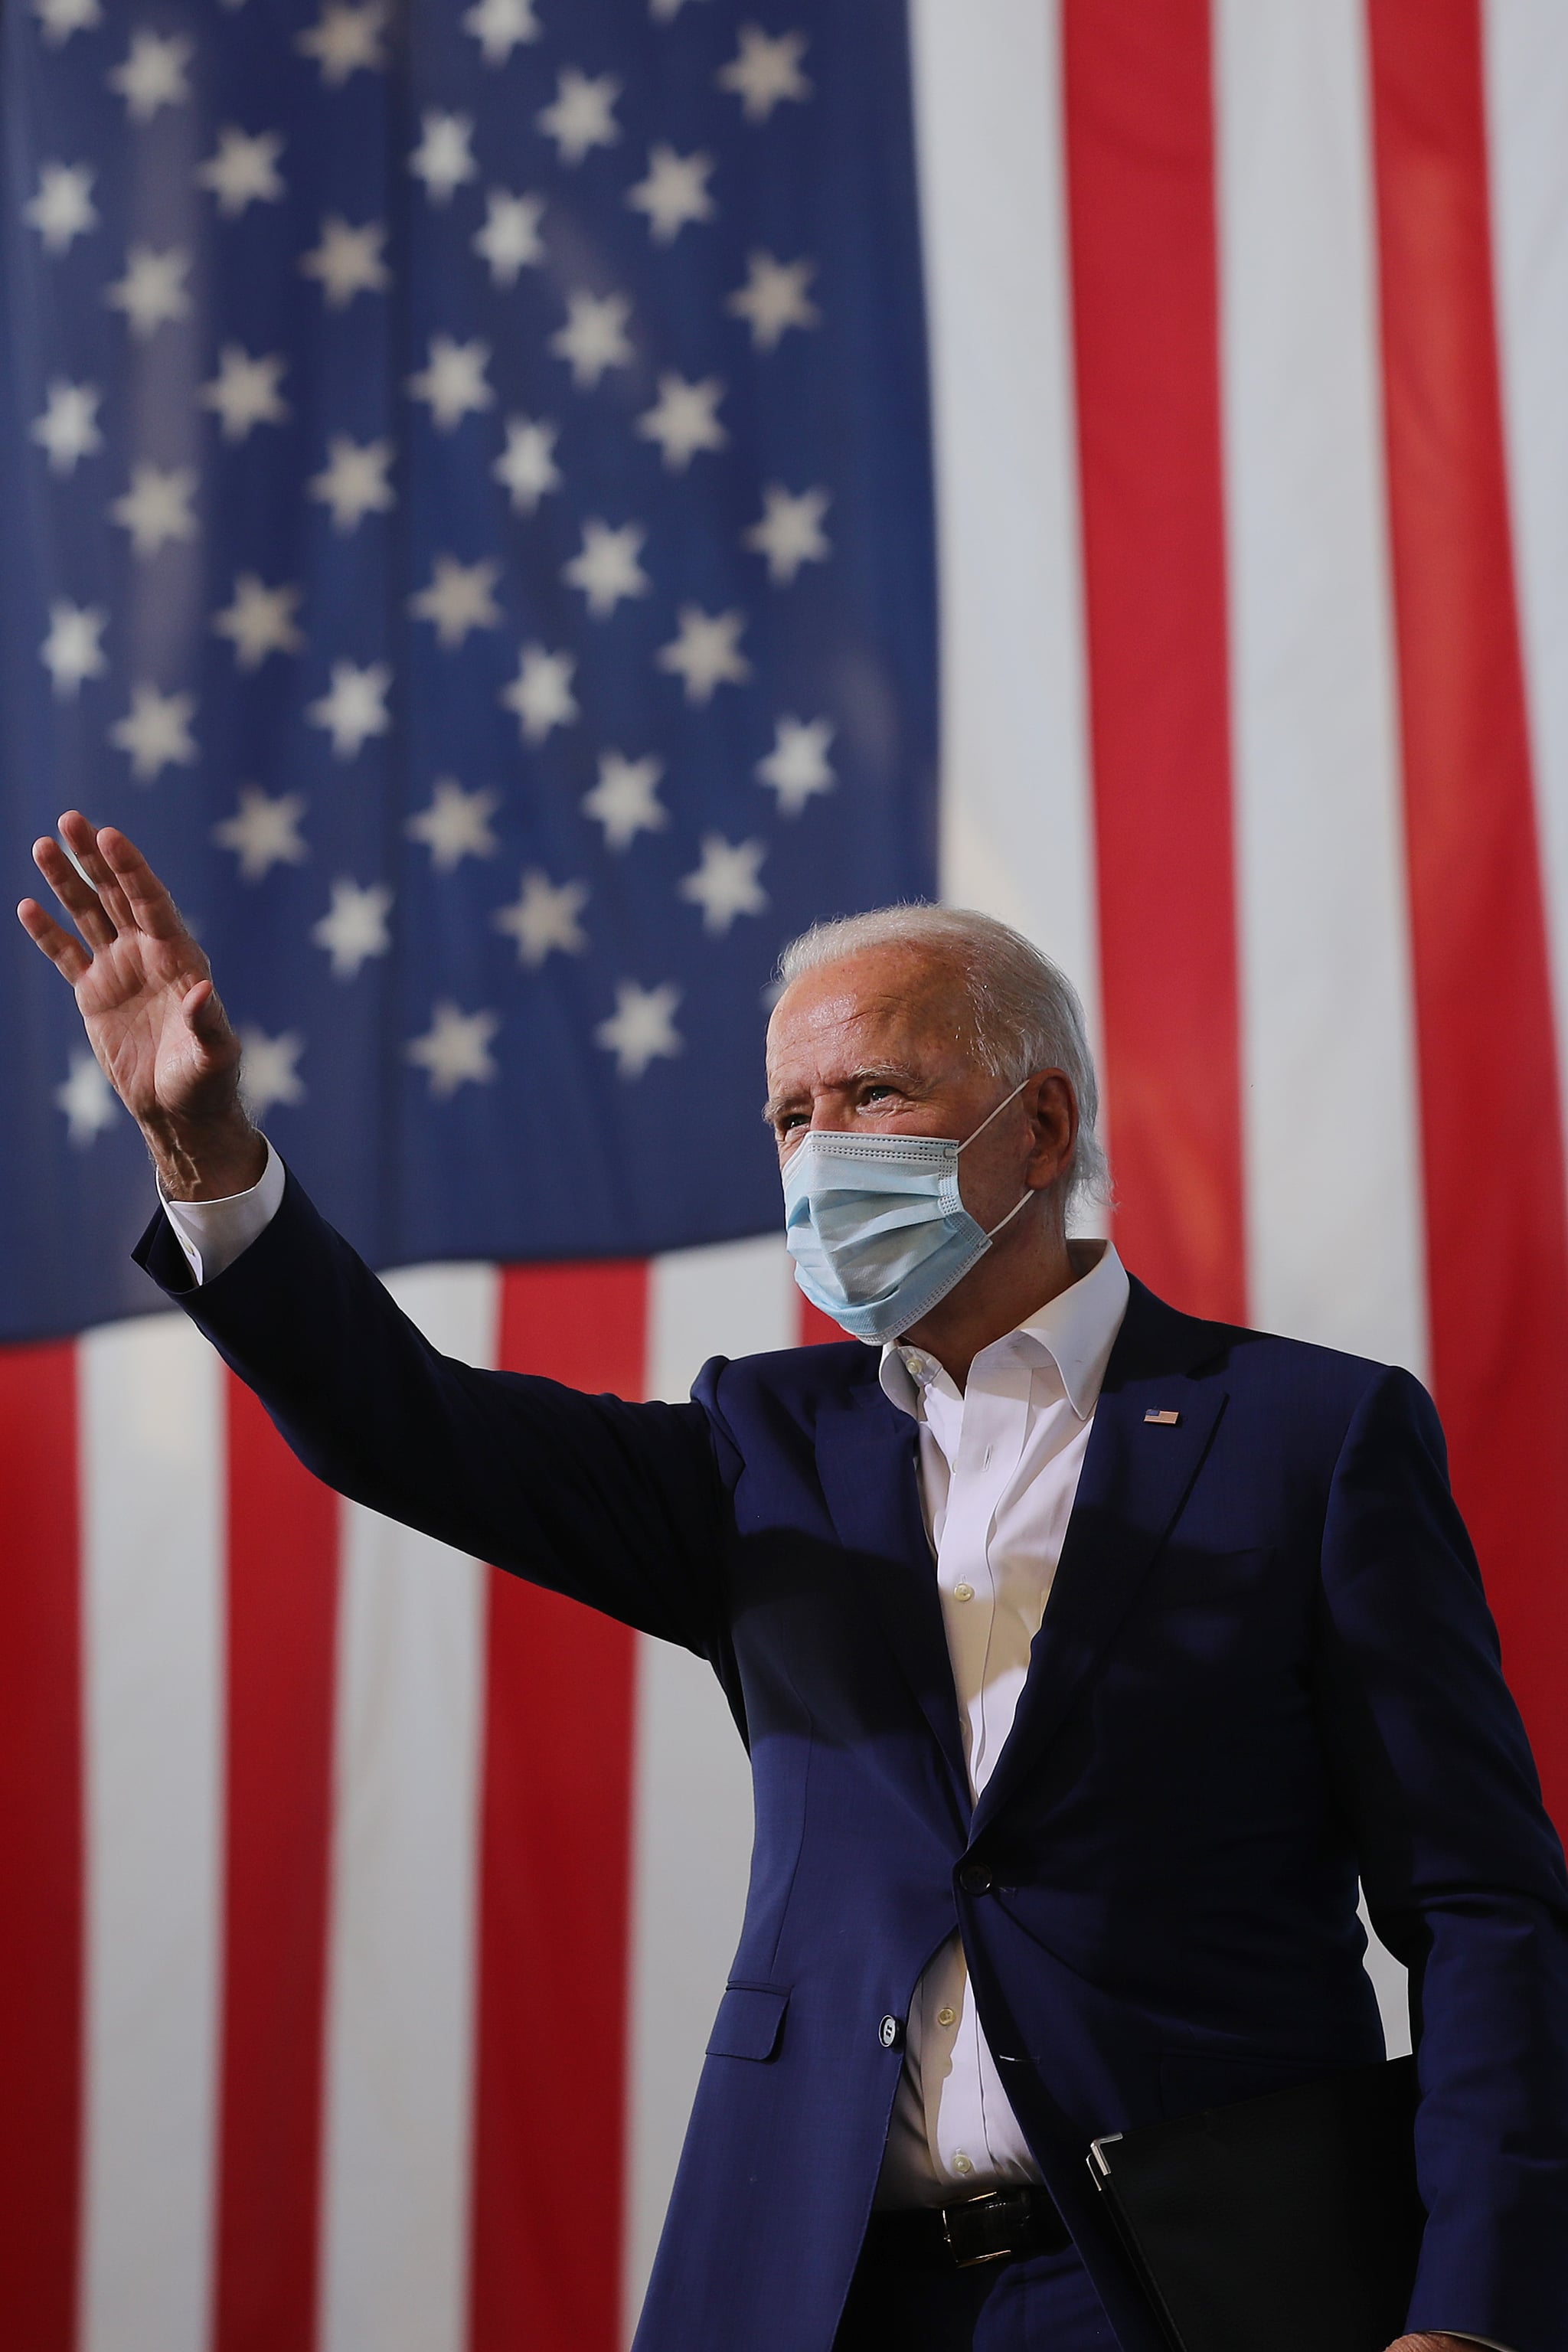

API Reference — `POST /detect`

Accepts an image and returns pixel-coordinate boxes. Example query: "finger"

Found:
[181,978,231,1040]
[94,822,189,943]
[57,810,136,935]
[17,895,93,985]
[31,835,117,950]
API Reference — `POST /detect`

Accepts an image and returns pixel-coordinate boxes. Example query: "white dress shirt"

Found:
[874,1238,1129,2207]
[155,1164,1511,2342]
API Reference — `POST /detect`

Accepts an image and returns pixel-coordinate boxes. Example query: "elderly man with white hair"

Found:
[19,812,1568,2352]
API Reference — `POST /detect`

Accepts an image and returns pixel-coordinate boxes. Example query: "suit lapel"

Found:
[814,1380,972,1807]
[972,1281,1231,1835]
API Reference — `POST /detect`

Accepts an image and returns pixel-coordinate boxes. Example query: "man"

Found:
[18,812,1568,2352]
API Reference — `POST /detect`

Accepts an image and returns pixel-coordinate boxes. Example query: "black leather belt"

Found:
[862,2185,1072,2272]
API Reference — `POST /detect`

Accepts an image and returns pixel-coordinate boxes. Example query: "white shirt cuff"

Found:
[158,1138,285,1286]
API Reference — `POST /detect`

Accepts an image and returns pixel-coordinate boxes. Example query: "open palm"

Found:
[18,812,243,1131]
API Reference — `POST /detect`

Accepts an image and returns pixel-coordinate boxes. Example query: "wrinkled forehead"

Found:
[765,946,977,1086]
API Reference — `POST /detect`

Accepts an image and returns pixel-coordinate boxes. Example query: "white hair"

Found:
[776,903,1109,1209]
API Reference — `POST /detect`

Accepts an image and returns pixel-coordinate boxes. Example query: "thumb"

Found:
[181,978,231,1044]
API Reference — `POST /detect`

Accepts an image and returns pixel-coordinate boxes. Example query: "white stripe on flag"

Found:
[317,1266,494,2352]
[1217,0,1429,1374]
[1485,0,1568,1187]
[909,0,1105,1175]
[79,1312,225,2352]
[623,1237,795,2335]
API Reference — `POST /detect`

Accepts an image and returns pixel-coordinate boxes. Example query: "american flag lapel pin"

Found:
[1143,1409,1181,1426]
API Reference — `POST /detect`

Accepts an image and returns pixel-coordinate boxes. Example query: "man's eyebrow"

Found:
[761,1065,925,1125]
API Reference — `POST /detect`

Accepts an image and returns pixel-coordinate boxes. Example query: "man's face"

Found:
[763,946,1047,1233]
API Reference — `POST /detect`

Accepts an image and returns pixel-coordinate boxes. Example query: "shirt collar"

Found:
[878,1240,1130,1423]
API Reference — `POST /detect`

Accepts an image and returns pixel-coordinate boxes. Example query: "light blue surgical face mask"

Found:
[782,1080,1033,1344]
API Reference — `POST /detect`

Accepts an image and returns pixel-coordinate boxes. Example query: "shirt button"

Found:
[936,2006,956,2028]
[952,2151,974,2176]
[952,1581,974,1602]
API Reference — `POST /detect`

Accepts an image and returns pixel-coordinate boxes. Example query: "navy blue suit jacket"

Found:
[136,1172,1568,2352]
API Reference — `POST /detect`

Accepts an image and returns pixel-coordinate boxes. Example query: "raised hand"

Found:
[17,812,266,1199]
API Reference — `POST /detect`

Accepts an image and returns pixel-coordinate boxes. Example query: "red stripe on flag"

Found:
[1062,0,1247,1322]
[0,1341,82,2352]
[469,1263,645,2352]
[212,1374,340,2352]
[798,1294,844,1346]
[1367,0,1568,1821]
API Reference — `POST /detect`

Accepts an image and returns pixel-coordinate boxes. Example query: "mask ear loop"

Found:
[955,1076,1039,1243]
[955,1074,1031,1155]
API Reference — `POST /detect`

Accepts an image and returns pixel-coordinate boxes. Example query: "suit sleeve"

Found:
[1315,1364,1568,2352]
[133,1166,730,1656]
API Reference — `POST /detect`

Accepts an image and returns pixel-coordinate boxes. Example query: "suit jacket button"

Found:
[958,1861,992,1895]
[879,2014,904,2050]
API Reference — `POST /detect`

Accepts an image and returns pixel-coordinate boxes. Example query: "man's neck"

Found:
[899,1227,1097,1392]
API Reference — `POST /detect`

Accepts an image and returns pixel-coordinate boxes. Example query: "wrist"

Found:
[141,1108,266,1201]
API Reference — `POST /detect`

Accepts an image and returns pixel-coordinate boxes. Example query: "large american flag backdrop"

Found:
[3,2,1567,2347]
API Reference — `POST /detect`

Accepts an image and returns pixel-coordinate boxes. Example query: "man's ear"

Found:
[1026,1070,1077,1188]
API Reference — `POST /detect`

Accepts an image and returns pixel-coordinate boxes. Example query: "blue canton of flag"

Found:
[0,0,936,1342]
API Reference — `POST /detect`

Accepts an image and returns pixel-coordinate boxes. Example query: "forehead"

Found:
[765,946,974,1086]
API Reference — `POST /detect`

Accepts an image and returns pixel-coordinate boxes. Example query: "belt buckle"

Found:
[939,2189,1018,2270]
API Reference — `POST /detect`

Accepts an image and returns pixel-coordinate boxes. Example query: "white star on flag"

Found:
[501,643,578,742]
[111,684,198,780]
[493,415,561,512]
[651,0,713,20]
[716,25,812,122]
[657,606,750,704]
[309,435,396,530]
[212,574,303,669]
[745,484,831,583]
[307,661,393,759]
[24,162,98,254]
[494,870,590,966]
[105,245,192,338]
[213,787,310,880]
[636,374,727,472]
[756,714,835,815]
[549,291,634,390]
[563,520,651,619]
[537,67,621,166]
[407,335,494,429]
[679,835,769,934]
[201,345,290,440]
[32,381,103,474]
[34,0,104,47]
[472,190,547,285]
[196,128,286,216]
[238,1028,306,1117]
[409,556,503,648]
[405,1001,501,1098]
[108,30,193,122]
[110,462,199,558]
[595,980,682,1079]
[300,216,390,307]
[463,0,541,66]
[41,601,109,698]
[312,878,394,975]
[296,2,387,85]
[56,1050,118,1145]
[410,112,478,204]
[582,750,667,849]
[405,779,501,871]
[627,145,717,243]
[727,250,819,351]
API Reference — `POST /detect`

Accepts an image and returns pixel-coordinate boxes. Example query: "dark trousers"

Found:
[831,2239,1122,2352]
